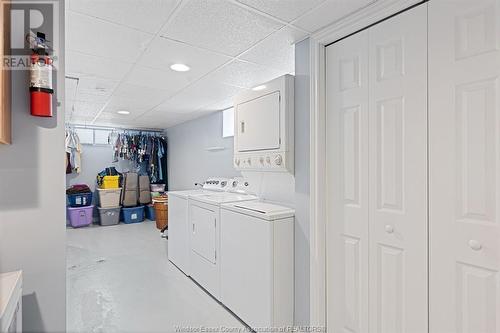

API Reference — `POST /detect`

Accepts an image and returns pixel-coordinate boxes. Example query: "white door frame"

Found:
[308,0,425,327]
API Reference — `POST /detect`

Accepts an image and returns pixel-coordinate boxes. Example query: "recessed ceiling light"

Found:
[252,85,266,91]
[117,110,130,115]
[170,63,190,72]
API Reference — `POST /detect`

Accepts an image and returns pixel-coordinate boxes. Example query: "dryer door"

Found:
[191,202,217,264]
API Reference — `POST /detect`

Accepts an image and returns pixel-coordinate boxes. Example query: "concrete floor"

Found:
[66,221,245,333]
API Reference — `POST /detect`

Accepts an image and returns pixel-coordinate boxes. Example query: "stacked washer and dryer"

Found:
[168,75,296,330]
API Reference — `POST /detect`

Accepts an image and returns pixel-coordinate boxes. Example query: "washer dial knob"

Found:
[274,154,283,166]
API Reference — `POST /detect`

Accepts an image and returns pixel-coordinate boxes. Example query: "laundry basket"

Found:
[153,195,168,230]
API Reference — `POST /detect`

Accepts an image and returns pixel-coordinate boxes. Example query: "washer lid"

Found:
[167,189,212,198]
[222,201,295,221]
[190,193,258,205]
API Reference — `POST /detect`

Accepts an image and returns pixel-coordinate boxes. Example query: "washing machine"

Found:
[220,201,294,329]
[168,178,229,275]
[188,181,258,300]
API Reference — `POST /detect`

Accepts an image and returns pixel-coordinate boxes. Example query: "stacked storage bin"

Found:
[66,185,94,228]
[121,173,145,224]
[97,176,122,226]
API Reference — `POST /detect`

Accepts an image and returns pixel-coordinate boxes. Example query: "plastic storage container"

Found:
[67,205,94,228]
[101,175,120,189]
[150,184,165,192]
[122,206,145,224]
[97,188,122,208]
[97,206,121,226]
[145,204,156,221]
[67,192,93,207]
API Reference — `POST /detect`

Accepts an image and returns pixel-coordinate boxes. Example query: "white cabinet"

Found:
[0,271,22,333]
[326,4,427,332]
[429,0,500,332]
[236,92,281,152]
[233,75,294,173]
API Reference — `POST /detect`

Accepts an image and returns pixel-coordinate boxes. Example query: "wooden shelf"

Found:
[0,0,11,145]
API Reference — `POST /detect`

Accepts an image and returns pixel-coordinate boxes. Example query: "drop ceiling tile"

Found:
[71,100,106,117]
[95,113,166,129]
[160,0,283,56]
[73,92,110,103]
[66,51,134,81]
[208,60,284,89]
[135,109,192,127]
[113,83,172,103]
[124,65,189,97]
[65,77,79,101]
[68,115,96,125]
[240,26,307,73]
[67,11,154,62]
[140,36,231,77]
[204,97,235,112]
[293,0,374,32]
[77,77,119,97]
[236,0,326,22]
[68,0,181,33]
[153,78,246,113]
[96,111,132,121]
[102,94,161,115]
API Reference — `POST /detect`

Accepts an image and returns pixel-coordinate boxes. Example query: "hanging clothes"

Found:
[65,129,82,174]
[111,132,168,190]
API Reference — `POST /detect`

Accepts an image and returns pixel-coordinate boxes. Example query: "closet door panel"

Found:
[326,30,369,333]
[429,0,500,332]
[368,5,428,333]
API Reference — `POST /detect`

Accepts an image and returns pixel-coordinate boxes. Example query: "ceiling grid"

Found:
[65,0,374,129]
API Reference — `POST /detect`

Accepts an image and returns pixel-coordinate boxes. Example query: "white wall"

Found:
[166,111,240,190]
[0,2,66,331]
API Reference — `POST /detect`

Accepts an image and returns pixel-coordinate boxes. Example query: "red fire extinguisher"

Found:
[29,32,54,117]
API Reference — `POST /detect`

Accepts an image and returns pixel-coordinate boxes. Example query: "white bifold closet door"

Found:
[326,4,427,333]
[429,0,500,332]
[326,29,370,333]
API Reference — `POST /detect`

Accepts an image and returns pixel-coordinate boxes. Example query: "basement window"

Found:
[75,128,94,145]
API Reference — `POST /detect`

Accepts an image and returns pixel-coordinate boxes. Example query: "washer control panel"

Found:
[202,178,229,191]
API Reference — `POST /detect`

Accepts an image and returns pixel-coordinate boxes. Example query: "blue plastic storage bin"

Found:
[145,204,156,221]
[122,206,145,224]
[67,192,93,207]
